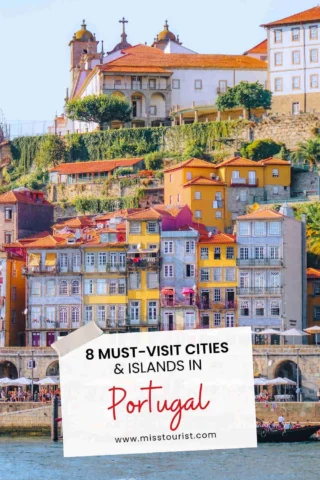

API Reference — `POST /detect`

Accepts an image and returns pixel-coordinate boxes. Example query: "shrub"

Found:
[182,140,205,159]
[155,170,164,181]
[35,135,68,168]
[139,170,153,178]
[115,167,134,176]
[241,138,283,161]
[144,151,164,170]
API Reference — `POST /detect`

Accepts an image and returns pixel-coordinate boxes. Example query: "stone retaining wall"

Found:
[256,402,320,423]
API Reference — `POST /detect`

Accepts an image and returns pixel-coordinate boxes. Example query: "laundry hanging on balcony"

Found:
[28,253,40,266]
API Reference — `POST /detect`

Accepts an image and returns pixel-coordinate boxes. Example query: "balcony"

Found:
[103,83,171,92]
[84,263,127,274]
[28,319,81,330]
[198,300,237,310]
[236,287,282,295]
[236,258,283,267]
[23,265,81,276]
[231,178,258,187]
[160,296,196,307]
[127,256,161,270]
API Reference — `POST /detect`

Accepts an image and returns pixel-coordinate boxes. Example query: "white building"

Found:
[262,5,320,114]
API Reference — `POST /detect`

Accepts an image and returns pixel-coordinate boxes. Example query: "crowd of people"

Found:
[257,415,302,431]
[0,387,60,402]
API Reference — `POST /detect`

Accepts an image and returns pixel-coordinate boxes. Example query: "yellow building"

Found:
[0,250,26,346]
[197,232,237,328]
[126,208,161,332]
[306,268,320,344]
[164,156,291,231]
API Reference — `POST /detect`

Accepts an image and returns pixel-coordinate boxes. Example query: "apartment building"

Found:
[262,6,320,114]
[236,206,306,343]
[306,267,320,344]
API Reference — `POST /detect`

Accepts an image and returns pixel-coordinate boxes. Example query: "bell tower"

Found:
[69,20,98,88]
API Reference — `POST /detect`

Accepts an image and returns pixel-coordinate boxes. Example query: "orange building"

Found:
[306,268,320,344]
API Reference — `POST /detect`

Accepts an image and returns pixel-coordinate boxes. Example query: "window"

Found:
[195,79,202,89]
[147,272,158,289]
[149,78,156,89]
[291,27,300,41]
[98,252,107,266]
[85,253,95,266]
[11,310,16,324]
[164,264,174,278]
[239,222,250,236]
[311,74,319,88]
[169,174,173,183]
[97,306,106,323]
[313,283,320,296]
[214,313,221,326]
[31,281,41,296]
[4,232,12,244]
[292,102,300,115]
[186,241,195,254]
[232,170,240,179]
[115,79,121,86]
[225,313,235,327]
[270,299,280,316]
[85,306,93,323]
[200,247,209,260]
[186,172,192,180]
[214,247,221,260]
[275,52,282,65]
[226,247,234,259]
[71,280,80,295]
[32,333,40,347]
[274,77,283,92]
[109,281,117,294]
[129,272,140,289]
[240,300,250,316]
[292,51,300,64]
[272,168,279,178]
[269,221,281,235]
[214,289,221,302]
[240,247,249,260]
[46,280,55,296]
[73,252,80,268]
[59,307,68,325]
[84,279,93,295]
[31,307,41,324]
[12,262,16,278]
[130,301,140,321]
[163,241,174,254]
[148,301,158,321]
[195,210,201,219]
[240,190,247,202]
[219,80,227,93]
[253,222,266,236]
[60,253,68,269]
[147,222,157,233]
[172,79,180,89]
[59,280,68,295]
[149,105,157,115]
[254,271,265,288]
[5,208,12,220]
[130,222,141,234]
[185,264,195,277]
[185,312,196,329]
[270,246,280,259]
[169,195,173,204]
[240,272,249,288]
[274,29,282,43]
[195,191,201,200]
[45,306,55,324]
[310,25,318,40]
[310,49,318,63]
[255,300,265,316]
[201,314,210,328]
[118,278,126,294]
[225,268,235,281]
[213,268,221,281]
[71,306,80,324]
[96,279,107,295]
[254,247,264,259]
[270,271,280,288]
[292,76,300,89]
[200,269,209,282]
[216,211,222,219]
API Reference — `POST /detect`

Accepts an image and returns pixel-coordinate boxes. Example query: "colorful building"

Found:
[306,268,320,344]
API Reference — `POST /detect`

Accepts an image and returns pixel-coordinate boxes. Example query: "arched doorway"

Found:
[131,92,145,119]
[274,360,301,396]
[46,361,59,377]
[0,361,18,379]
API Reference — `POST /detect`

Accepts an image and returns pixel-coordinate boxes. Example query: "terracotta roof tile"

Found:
[164,158,216,173]
[0,189,52,206]
[183,176,225,187]
[103,66,173,74]
[261,6,320,27]
[258,158,291,166]
[237,209,284,220]
[53,216,95,230]
[216,156,264,168]
[244,39,267,55]
[307,268,320,279]
[199,232,236,244]
[50,158,143,175]
[126,208,162,221]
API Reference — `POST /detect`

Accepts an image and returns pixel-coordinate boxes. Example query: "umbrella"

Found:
[283,377,297,386]
[281,328,310,345]
[0,377,13,386]
[254,378,269,386]
[11,377,32,386]
[35,376,59,386]
[259,329,282,335]
[304,326,320,345]
[266,377,291,385]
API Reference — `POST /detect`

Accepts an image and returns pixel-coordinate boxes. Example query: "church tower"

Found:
[69,20,98,87]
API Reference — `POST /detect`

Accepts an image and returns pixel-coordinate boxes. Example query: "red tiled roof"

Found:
[164,158,216,173]
[307,268,320,279]
[0,189,52,205]
[95,209,141,222]
[261,6,320,27]
[50,158,144,175]
[216,156,264,168]
[53,216,95,230]
[244,39,267,55]
[258,158,291,166]
[126,208,162,221]
[199,232,236,244]
[237,209,284,220]
[183,176,225,187]
[103,66,173,74]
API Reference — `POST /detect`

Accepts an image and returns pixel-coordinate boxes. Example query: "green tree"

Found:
[292,138,320,170]
[296,203,320,256]
[241,138,283,161]
[144,152,164,170]
[36,135,68,168]
[66,94,132,130]
[216,81,272,118]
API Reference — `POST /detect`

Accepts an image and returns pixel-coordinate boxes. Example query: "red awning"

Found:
[182,288,194,295]
[162,288,174,295]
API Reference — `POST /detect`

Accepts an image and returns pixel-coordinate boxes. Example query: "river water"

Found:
[1,438,320,480]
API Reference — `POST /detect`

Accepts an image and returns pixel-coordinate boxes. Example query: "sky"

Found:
[0,0,316,136]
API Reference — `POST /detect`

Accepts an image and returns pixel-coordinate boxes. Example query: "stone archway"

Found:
[131,92,146,119]
[273,360,301,396]
[46,360,59,377]
[0,361,18,379]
